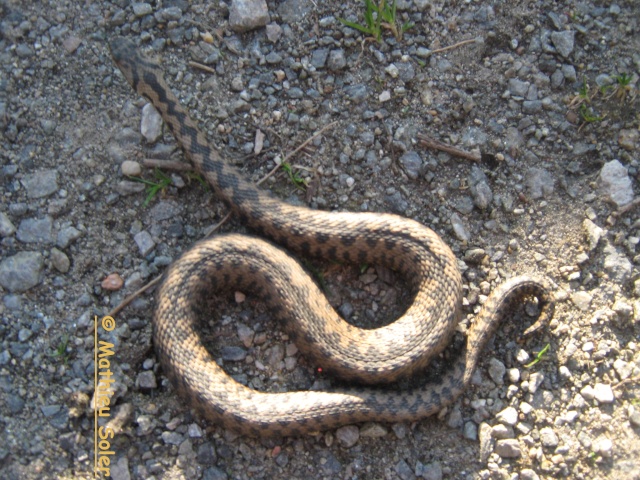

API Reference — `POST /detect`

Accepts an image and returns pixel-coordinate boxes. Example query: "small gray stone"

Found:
[40,119,57,135]
[450,213,470,242]
[385,191,409,214]
[522,100,543,113]
[618,129,639,151]
[562,64,577,82]
[57,226,82,248]
[0,212,16,237]
[203,466,228,480]
[17,216,53,244]
[161,431,183,446]
[345,84,368,103]
[149,200,182,222]
[6,393,25,414]
[132,3,153,17]
[612,299,633,320]
[464,248,486,264]
[141,103,163,143]
[134,230,155,256]
[508,79,530,97]
[229,0,270,33]
[396,62,416,82]
[266,51,282,64]
[417,461,442,480]
[629,407,640,427]
[310,48,329,68]
[15,44,34,58]
[479,422,494,463]
[156,6,183,22]
[491,424,513,439]
[221,346,247,361]
[137,371,157,390]
[394,459,415,480]
[520,468,540,480]
[463,421,478,440]
[488,358,506,384]
[265,23,282,42]
[471,182,493,209]
[582,219,603,251]
[592,435,613,457]
[603,243,632,283]
[540,427,559,447]
[598,160,633,207]
[613,358,633,380]
[110,457,131,480]
[18,328,33,341]
[359,422,388,438]
[525,168,554,199]
[277,0,313,23]
[21,170,59,199]
[335,425,359,447]
[550,30,575,57]
[400,151,423,180]
[0,252,44,292]
[392,423,409,439]
[494,439,522,458]
[50,247,70,273]
[338,302,354,319]
[571,291,592,311]
[327,49,346,71]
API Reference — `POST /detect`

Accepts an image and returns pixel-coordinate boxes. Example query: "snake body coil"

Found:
[109,38,555,436]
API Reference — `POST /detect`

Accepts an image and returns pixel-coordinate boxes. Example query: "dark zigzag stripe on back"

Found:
[109,37,555,436]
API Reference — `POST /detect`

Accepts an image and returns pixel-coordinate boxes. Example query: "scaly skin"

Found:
[109,37,555,436]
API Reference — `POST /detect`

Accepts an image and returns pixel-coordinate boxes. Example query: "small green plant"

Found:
[611,73,636,102]
[569,77,592,108]
[53,335,70,364]
[339,0,413,43]
[578,104,603,123]
[524,343,550,369]
[281,162,307,189]
[615,72,632,87]
[185,171,209,188]
[129,168,173,206]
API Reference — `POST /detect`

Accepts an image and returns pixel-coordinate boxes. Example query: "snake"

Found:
[109,37,555,437]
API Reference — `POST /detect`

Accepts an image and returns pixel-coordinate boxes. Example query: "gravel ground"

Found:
[1,0,639,479]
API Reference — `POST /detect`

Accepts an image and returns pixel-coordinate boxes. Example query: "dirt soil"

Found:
[0,0,639,479]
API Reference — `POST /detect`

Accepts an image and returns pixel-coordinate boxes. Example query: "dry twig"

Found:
[188,61,216,74]
[429,38,478,55]
[417,133,482,162]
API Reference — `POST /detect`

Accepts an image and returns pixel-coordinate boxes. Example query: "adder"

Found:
[109,37,555,436]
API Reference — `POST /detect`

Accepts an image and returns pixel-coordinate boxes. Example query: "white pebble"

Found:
[528,372,544,393]
[593,383,614,404]
[520,402,534,415]
[580,385,595,400]
[496,406,518,426]
[141,103,163,143]
[121,160,142,176]
[508,368,520,383]
[516,349,530,363]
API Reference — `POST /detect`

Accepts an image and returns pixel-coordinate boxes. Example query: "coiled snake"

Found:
[109,37,555,437]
